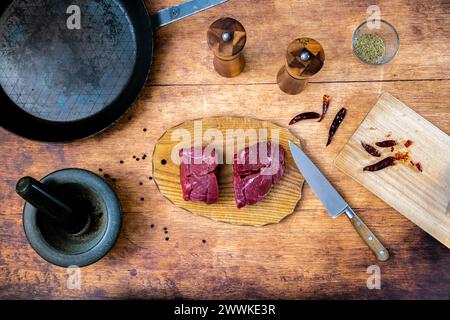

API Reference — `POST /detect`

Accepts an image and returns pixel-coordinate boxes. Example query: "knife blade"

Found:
[288,141,389,261]
[288,141,348,218]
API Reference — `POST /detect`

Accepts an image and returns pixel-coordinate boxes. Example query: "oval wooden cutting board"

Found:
[152,116,304,226]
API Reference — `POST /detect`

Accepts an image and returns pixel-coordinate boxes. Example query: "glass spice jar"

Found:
[352,19,400,65]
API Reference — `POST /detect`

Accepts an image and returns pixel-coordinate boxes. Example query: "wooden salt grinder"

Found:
[277,37,325,95]
[207,17,246,77]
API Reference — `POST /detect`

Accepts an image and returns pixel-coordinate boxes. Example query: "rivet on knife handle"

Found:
[345,208,389,261]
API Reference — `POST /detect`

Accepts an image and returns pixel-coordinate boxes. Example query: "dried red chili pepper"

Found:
[288,112,321,125]
[326,108,347,146]
[361,141,381,157]
[375,140,397,148]
[363,156,397,172]
[404,139,413,148]
[318,95,331,122]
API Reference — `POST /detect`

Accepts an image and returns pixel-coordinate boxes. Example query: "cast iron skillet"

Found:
[0,0,226,142]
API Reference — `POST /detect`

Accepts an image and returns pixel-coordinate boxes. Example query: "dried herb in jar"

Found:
[289,112,321,125]
[354,33,385,64]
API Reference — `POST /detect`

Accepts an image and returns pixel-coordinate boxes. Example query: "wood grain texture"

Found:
[335,92,450,248]
[1,81,449,300]
[152,116,304,226]
[0,0,449,300]
[146,0,450,85]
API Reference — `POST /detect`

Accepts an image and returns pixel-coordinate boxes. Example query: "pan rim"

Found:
[0,0,154,143]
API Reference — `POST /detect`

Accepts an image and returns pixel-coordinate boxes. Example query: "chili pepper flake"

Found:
[361,141,381,157]
[375,140,397,148]
[410,160,423,172]
[404,139,413,148]
[363,156,397,172]
[394,150,410,163]
[288,112,321,125]
[415,162,423,172]
[318,95,331,122]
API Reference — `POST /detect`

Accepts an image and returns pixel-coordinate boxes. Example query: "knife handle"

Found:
[345,208,389,261]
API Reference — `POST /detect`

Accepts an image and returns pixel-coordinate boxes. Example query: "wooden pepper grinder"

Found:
[277,37,325,95]
[207,17,246,77]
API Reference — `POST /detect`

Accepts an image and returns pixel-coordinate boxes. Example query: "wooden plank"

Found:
[1,80,449,299]
[145,0,450,85]
[335,93,450,248]
[153,116,304,226]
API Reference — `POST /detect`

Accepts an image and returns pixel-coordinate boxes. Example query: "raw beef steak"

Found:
[179,147,219,204]
[233,142,285,208]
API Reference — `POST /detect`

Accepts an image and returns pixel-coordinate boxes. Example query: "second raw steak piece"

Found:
[233,142,285,208]
[179,147,219,204]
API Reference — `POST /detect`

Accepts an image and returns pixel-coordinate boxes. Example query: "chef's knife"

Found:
[289,141,389,261]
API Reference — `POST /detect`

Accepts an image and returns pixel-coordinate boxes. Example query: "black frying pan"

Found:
[0,0,226,142]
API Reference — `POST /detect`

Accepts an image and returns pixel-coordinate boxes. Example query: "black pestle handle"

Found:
[16,177,87,234]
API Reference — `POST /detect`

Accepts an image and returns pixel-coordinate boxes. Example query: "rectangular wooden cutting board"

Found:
[335,92,450,248]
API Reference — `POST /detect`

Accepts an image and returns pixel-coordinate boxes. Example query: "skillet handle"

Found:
[151,0,228,30]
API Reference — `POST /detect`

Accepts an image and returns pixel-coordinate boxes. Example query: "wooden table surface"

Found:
[1,0,449,299]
